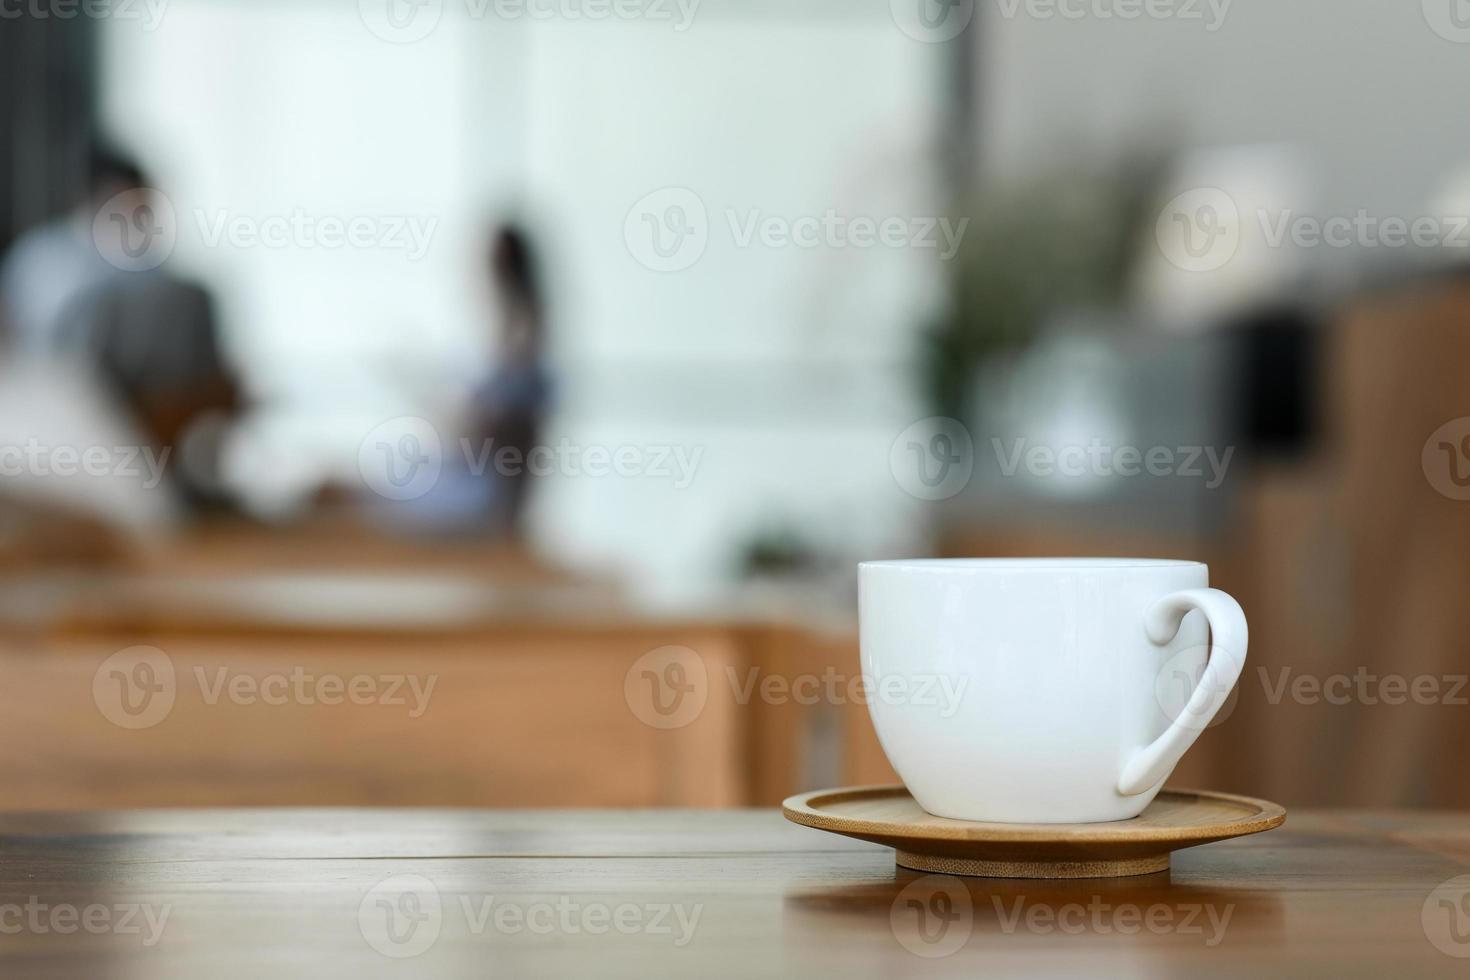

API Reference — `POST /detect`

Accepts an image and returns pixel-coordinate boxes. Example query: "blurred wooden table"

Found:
[0,808,1466,977]
[0,557,873,810]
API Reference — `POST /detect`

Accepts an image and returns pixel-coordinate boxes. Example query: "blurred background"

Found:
[2,0,1469,812]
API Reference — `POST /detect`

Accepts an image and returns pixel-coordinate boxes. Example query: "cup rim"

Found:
[859,557,1204,571]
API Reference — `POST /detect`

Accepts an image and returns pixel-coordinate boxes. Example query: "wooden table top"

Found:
[0,568,855,638]
[0,807,1466,977]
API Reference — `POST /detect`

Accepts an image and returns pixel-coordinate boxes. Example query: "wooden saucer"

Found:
[782,785,1285,879]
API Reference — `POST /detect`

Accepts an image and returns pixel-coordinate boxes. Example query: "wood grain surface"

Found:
[0,807,1464,977]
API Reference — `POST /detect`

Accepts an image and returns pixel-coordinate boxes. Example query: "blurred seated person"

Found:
[370,222,552,537]
[1,146,241,512]
[470,222,553,531]
[0,146,140,356]
[58,272,239,510]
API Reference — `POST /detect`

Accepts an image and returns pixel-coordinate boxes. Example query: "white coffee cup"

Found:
[859,558,1246,824]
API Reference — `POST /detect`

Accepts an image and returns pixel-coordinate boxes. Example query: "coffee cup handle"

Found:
[1117,588,1248,797]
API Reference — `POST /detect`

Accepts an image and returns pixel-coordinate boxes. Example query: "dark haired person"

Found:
[470,224,553,532]
[0,147,147,355]
[381,222,553,537]
[0,146,239,510]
